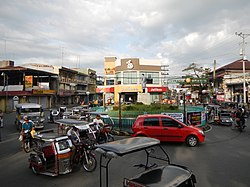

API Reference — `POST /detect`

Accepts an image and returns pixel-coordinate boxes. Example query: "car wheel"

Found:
[186,135,198,147]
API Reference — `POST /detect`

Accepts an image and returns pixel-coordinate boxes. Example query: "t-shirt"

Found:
[22,121,33,131]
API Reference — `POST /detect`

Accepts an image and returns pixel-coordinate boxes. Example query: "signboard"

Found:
[187,112,201,125]
[25,76,33,88]
[147,87,167,93]
[162,113,184,122]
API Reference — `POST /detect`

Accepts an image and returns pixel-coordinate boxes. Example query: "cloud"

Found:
[0,0,250,76]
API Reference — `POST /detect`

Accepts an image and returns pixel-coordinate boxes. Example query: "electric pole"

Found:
[235,32,250,104]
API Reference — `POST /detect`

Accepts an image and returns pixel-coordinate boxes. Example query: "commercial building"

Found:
[0,61,96,112]
[97,57,167,105]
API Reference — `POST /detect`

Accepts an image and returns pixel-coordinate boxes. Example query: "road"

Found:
[0,112,250,187]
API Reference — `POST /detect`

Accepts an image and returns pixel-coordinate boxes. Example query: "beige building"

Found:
[97,57,167,104]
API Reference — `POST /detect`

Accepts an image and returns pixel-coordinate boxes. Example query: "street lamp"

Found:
[235,32,250,104]
[86,91,90,108]
[1,72,8,112]
[118,92,122,131]
[103,92,106,110]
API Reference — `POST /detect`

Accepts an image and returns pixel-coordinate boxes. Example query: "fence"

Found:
[111,117,136,133]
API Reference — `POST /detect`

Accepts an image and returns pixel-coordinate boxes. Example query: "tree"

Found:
[182,63,211,103]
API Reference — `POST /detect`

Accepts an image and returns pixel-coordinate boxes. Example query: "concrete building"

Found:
[0,61,97,112]
[97,57,167,105]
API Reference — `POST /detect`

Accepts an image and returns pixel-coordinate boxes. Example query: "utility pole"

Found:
[235,32,250,104]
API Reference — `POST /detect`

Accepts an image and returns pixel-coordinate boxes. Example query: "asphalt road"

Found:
[0,112,250,187]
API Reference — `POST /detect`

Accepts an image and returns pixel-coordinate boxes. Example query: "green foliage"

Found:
[108,103,180,118]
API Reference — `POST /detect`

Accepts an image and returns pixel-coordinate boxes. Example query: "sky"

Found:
[0,0,250,77]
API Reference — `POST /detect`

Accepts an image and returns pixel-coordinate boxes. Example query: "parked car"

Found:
[131,114,205,147]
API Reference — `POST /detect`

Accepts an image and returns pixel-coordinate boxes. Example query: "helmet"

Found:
[23,116,29,121]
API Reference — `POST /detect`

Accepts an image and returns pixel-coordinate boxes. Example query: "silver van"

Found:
[15,103,45,130]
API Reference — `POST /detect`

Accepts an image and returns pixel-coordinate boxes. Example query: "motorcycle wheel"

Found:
[82,154,97,172]
[24,141,31,153]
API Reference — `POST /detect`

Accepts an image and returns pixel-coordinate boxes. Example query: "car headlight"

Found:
[198,130,204,135]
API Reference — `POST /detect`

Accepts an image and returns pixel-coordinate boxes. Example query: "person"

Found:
[93,114,104,129]
[21,116,34,148]
[67,126,81,145]
[235,108,245,128]
[67,126,81,163]
[0,110,3,128]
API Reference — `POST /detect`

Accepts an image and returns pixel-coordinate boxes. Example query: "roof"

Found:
[217,59,250,71]
[95,137,160,156]
[129,165,194,187]
[0,66,57,77]
[15,103,42,108]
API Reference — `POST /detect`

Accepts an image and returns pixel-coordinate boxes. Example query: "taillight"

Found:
[123,178,145,187]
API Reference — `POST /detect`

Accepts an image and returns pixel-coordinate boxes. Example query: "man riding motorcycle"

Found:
[21,116,35,151]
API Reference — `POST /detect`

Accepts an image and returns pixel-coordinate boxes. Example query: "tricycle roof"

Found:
[96,137,160,156]
[34,132,69,142]
[86,111,109,115]
[15,103,42,109]
[55,118,90,126]
[127,164,194,187]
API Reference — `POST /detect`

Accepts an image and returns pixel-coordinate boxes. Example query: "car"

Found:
[131,114,205,147]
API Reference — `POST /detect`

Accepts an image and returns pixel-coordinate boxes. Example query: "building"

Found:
[0,61,57,112]
[0,61,97,112]
[211,59,250,103]
[96,57,167,105]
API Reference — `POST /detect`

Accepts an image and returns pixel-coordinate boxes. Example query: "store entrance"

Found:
[124,93,137,104]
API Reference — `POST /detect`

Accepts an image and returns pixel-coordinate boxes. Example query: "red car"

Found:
[132,114,205,147]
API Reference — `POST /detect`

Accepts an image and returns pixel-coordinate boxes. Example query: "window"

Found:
[115,72,121,84]
[143,118,160,127]
[123,71,137,84]
[140,72,159,84]
[162,118,180,127]
[106,79,114,85]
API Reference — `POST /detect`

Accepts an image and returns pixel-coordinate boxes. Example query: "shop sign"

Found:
[116,85,142,93]
[147,87,167,92]
[162,113,183,122]
[25,76,33,88]
[126,60,134,69]
[187,112,201,125]
[33,89,55,94]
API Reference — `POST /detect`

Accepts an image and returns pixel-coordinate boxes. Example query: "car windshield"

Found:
[21,108,41,113]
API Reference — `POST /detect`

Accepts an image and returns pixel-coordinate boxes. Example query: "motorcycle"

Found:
[96,124,114,143]
[23,129,33,153]
[233,118,246,132]
[73,140,97,172]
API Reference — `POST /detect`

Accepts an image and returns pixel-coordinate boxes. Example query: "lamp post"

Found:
[118,92,122,131]
[235,32,250,104]
[86,91,90,108]
[101,91,105,110]
[1,72,8,112]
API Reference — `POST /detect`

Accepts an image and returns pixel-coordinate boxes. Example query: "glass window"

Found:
[140,72,159,84]
[162,117,180,127]
[57,140,70,151]
[115,72,121,84]
[106,79,114,85]
[143,118,160,127]
[123,71,137,84]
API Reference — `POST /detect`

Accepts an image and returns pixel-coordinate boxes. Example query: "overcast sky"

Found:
[0,0,250,76]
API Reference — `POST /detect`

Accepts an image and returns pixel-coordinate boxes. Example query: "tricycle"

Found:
[29,129,97,176]
[95,137,197,187]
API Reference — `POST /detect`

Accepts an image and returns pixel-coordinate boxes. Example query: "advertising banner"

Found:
[25,76,33,88]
